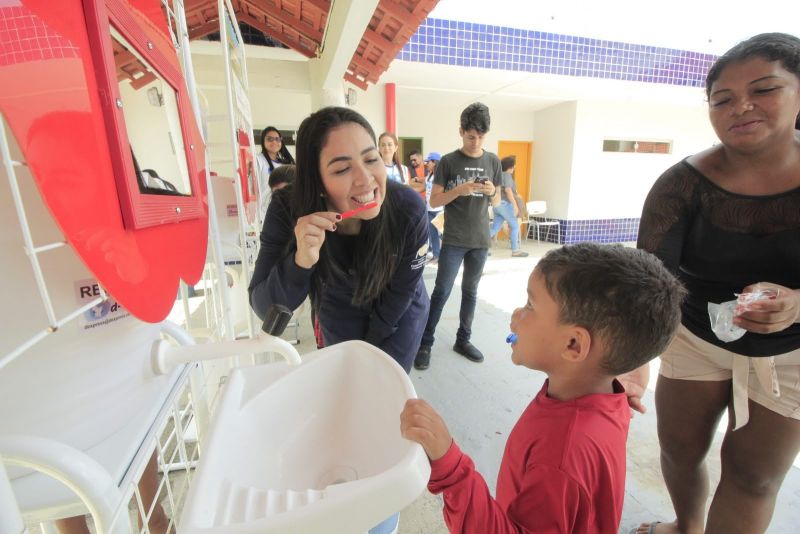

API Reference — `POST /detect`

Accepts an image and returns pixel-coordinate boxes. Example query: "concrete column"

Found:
[385,82,396,132]
[308,0,380,111]
[311,83,346,109]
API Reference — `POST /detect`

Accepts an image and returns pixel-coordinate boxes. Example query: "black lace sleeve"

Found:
[636,161,699,274]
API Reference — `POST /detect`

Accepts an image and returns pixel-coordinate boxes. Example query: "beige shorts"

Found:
[659,324,800,429]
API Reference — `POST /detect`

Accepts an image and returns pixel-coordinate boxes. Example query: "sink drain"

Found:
[317,465,359,487]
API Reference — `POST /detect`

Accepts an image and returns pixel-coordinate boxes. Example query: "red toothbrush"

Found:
[339,201,378,220]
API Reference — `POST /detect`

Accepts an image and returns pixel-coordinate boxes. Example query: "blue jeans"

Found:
[420,244,488,348]
[427,211,441,258]
[490,200,521,251]
[369,512,399,534]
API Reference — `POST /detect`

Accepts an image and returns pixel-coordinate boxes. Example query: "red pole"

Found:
[385,83,396,133]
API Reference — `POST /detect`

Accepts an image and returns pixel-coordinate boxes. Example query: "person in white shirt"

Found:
[256,126,295,212]
[424,152,443,264]
[378,131,409,184]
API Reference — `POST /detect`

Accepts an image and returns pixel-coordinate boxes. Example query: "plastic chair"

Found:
[525,201,561,243]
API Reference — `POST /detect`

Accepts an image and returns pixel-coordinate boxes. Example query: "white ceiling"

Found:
[429,0,800,56]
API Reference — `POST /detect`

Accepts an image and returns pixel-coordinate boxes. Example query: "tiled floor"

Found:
[293,238,800,533]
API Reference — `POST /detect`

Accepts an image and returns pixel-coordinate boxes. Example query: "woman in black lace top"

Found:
[632,34,800,534]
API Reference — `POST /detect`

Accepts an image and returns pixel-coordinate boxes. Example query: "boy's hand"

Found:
[618,364,650,415]
[400,399,452,461]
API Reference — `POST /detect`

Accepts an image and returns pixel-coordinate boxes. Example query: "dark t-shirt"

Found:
[637,159,800,357]
[434,149,502,249]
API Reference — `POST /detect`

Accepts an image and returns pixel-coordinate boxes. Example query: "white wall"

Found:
[191,48,312,178]
[189,44,720,225]
[486,107,536,153]
[531,101,577,219]
[568,100,717,219]
[394,87,536,159]
[246,57,312,131]
[192,48,390,172]
[349,82,387,137]
[191,45,539,178]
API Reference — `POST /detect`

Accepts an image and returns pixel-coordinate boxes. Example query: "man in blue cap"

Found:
[424,152,443,265]
[425,151,441,172]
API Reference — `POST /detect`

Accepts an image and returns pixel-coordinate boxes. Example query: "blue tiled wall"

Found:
[563,218,640,244]
[399,18,716,87]
[530,218,640,244]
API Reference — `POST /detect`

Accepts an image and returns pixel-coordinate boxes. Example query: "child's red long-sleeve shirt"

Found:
[428,380,630,533]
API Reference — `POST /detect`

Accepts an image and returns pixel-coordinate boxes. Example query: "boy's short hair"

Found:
[501,155,516,172]
[460,102,491,134]
[536,243,685,375]
[268,164,295,190]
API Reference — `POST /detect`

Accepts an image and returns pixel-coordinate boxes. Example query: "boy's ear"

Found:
[561,326,591,363]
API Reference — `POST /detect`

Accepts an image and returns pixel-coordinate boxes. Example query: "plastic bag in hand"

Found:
[708,289,778,342]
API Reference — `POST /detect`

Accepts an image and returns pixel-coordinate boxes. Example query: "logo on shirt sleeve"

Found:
[411,243,429,270]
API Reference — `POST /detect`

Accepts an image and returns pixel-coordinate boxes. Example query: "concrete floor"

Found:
[292,238,800,534]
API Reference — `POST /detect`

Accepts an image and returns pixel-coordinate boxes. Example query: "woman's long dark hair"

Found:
[260,126,295,171]
[292,107,403,308]
[379,131,406,183]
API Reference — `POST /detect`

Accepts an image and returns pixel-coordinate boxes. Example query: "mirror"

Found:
[111,27,191,196]
[83,0,206,230]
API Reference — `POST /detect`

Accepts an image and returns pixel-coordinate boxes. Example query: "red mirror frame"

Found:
[237,128,258,204]
[83,0,204,229]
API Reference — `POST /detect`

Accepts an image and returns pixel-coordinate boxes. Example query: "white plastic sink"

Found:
[180,340,431,533]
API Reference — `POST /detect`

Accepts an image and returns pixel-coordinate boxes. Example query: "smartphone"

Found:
[471,178,488,196]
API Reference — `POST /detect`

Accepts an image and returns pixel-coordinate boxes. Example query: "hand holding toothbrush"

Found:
[294,212,341,269]
[293,202,379,269]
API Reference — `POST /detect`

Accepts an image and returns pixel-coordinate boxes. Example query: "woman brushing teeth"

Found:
[249,107,431,378]
[316,120,384,230]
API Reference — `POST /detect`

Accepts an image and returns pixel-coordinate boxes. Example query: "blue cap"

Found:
[425,152,441,162]
[506,333,517,345]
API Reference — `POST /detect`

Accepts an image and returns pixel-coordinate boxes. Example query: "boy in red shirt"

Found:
[401,243,684,533]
